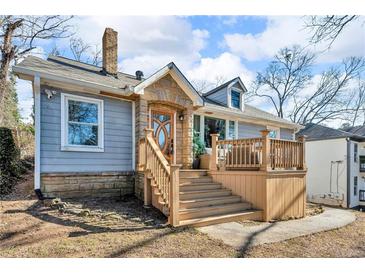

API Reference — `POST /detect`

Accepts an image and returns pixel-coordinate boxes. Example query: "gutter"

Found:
[346,138,351,208]
[12,65,134,96]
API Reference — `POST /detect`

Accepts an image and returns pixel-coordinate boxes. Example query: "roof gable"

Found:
[133,62,203,106]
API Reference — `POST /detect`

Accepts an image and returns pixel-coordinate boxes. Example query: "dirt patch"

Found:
[0,177,236,258]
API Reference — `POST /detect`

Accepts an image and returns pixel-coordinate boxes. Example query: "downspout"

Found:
[346,138,351,208]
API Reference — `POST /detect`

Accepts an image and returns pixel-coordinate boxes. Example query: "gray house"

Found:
[13,28,306,226]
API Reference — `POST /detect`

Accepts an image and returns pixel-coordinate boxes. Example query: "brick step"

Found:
[179,195,242,209]
[179,183,222,192]
[179,189,231,200]
[178,202,252,220]
[177,210,263,227]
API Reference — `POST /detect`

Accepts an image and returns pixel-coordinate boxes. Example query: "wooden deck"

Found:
[139,128,307,226]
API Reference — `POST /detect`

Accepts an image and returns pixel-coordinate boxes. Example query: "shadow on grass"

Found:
[4,197,170,237]
[236,222,277,258]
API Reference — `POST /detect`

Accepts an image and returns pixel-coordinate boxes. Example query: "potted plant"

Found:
[192,130,205,169]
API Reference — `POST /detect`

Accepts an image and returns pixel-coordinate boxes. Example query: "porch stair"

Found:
[176,170,262,227]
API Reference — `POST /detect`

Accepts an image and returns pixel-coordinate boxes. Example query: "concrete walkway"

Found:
[198,207,356,250]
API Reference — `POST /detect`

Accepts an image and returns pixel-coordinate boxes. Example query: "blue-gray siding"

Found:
[280,128,294,140]
[40,87,133,173]
[205,87,227,106]
[238,122,266,138]
[238,121,294,140]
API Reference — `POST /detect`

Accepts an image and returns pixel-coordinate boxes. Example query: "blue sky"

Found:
[16,16,365,126]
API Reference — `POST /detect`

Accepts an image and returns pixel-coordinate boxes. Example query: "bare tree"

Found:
[69,37,102,66]
[90,44,102,66]
[305,16,360,48]
[290,57,365,125]
[0,15,74,123]
[69,37,90,62]
[349,78,365,126]
[192,75,227,94]
[252,45,315,118]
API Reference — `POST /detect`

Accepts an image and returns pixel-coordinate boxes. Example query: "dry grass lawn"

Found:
[1,174,364,258]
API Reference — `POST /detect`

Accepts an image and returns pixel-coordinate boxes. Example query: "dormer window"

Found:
[231,90,241,109]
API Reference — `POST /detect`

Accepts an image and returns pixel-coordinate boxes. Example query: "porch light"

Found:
[179,114,184,121]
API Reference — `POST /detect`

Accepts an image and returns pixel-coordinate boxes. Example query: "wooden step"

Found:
[179,195,242,209]
[179,176,213,183]
[179,202,252,220]
[179,183,222,192]
[180,189,232,200]
[178,209,263,227]
[179,169,208,178]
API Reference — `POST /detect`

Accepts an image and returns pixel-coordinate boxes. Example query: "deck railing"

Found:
[141,129,180,226]
[211,130,306,171]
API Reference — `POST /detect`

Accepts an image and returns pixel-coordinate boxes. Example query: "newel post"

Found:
[298,135,307,170]
[210,133,219,171]
[169,164,181,226]
[143,128,154,207]
[260,130,271,171]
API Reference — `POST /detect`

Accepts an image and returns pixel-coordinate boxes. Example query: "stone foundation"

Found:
[134,172,144,200]
[41,171,135,198]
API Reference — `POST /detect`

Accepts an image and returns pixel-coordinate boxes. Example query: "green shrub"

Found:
[193,130,205,158]
[0,127,20,195]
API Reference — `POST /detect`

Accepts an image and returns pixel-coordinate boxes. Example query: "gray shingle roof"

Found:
[344,125,365,137]
[298,123,365,141]
[14,55,141,93]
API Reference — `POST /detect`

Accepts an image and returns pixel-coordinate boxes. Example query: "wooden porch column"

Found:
[143,128,154,207]
[297,135,307,170]
[169,164,181,226]
[210,134,219,171]
[260,130,271,171]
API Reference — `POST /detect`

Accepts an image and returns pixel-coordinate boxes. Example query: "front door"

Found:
[151,110,174,163]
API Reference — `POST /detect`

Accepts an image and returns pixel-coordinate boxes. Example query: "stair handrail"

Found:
[143,128,180,226]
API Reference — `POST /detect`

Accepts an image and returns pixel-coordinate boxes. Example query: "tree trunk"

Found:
[0,19,23,125]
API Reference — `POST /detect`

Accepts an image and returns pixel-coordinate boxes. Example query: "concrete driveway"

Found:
[198,207,356,250]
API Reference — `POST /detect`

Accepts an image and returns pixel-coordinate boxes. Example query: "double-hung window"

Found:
[231,90,241,109]
[61,93,104,152]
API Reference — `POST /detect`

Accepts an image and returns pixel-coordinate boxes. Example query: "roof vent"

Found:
[135,70,144,80]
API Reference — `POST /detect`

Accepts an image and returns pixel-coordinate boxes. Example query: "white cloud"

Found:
[186,52,255,92]
[67,16,209,75]
[224,16,365,63]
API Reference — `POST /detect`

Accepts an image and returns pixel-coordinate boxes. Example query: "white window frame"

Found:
[267,126,280,139]
[61,93,104,152]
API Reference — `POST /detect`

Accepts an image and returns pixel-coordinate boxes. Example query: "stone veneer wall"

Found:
[41,172,134,198]
[134,172,144,200]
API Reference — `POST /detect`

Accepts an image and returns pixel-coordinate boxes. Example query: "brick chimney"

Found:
[102,28,118,75]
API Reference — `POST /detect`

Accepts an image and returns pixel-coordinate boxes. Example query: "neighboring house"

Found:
[13,28,307,226]
[298,124,365,208]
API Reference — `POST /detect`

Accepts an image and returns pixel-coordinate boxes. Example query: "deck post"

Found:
[169,164,181,226]
[210,134,219,171]
[260,130,271,171]
[297,135,307,170]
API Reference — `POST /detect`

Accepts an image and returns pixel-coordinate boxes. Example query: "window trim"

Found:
[61,93,104,152]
